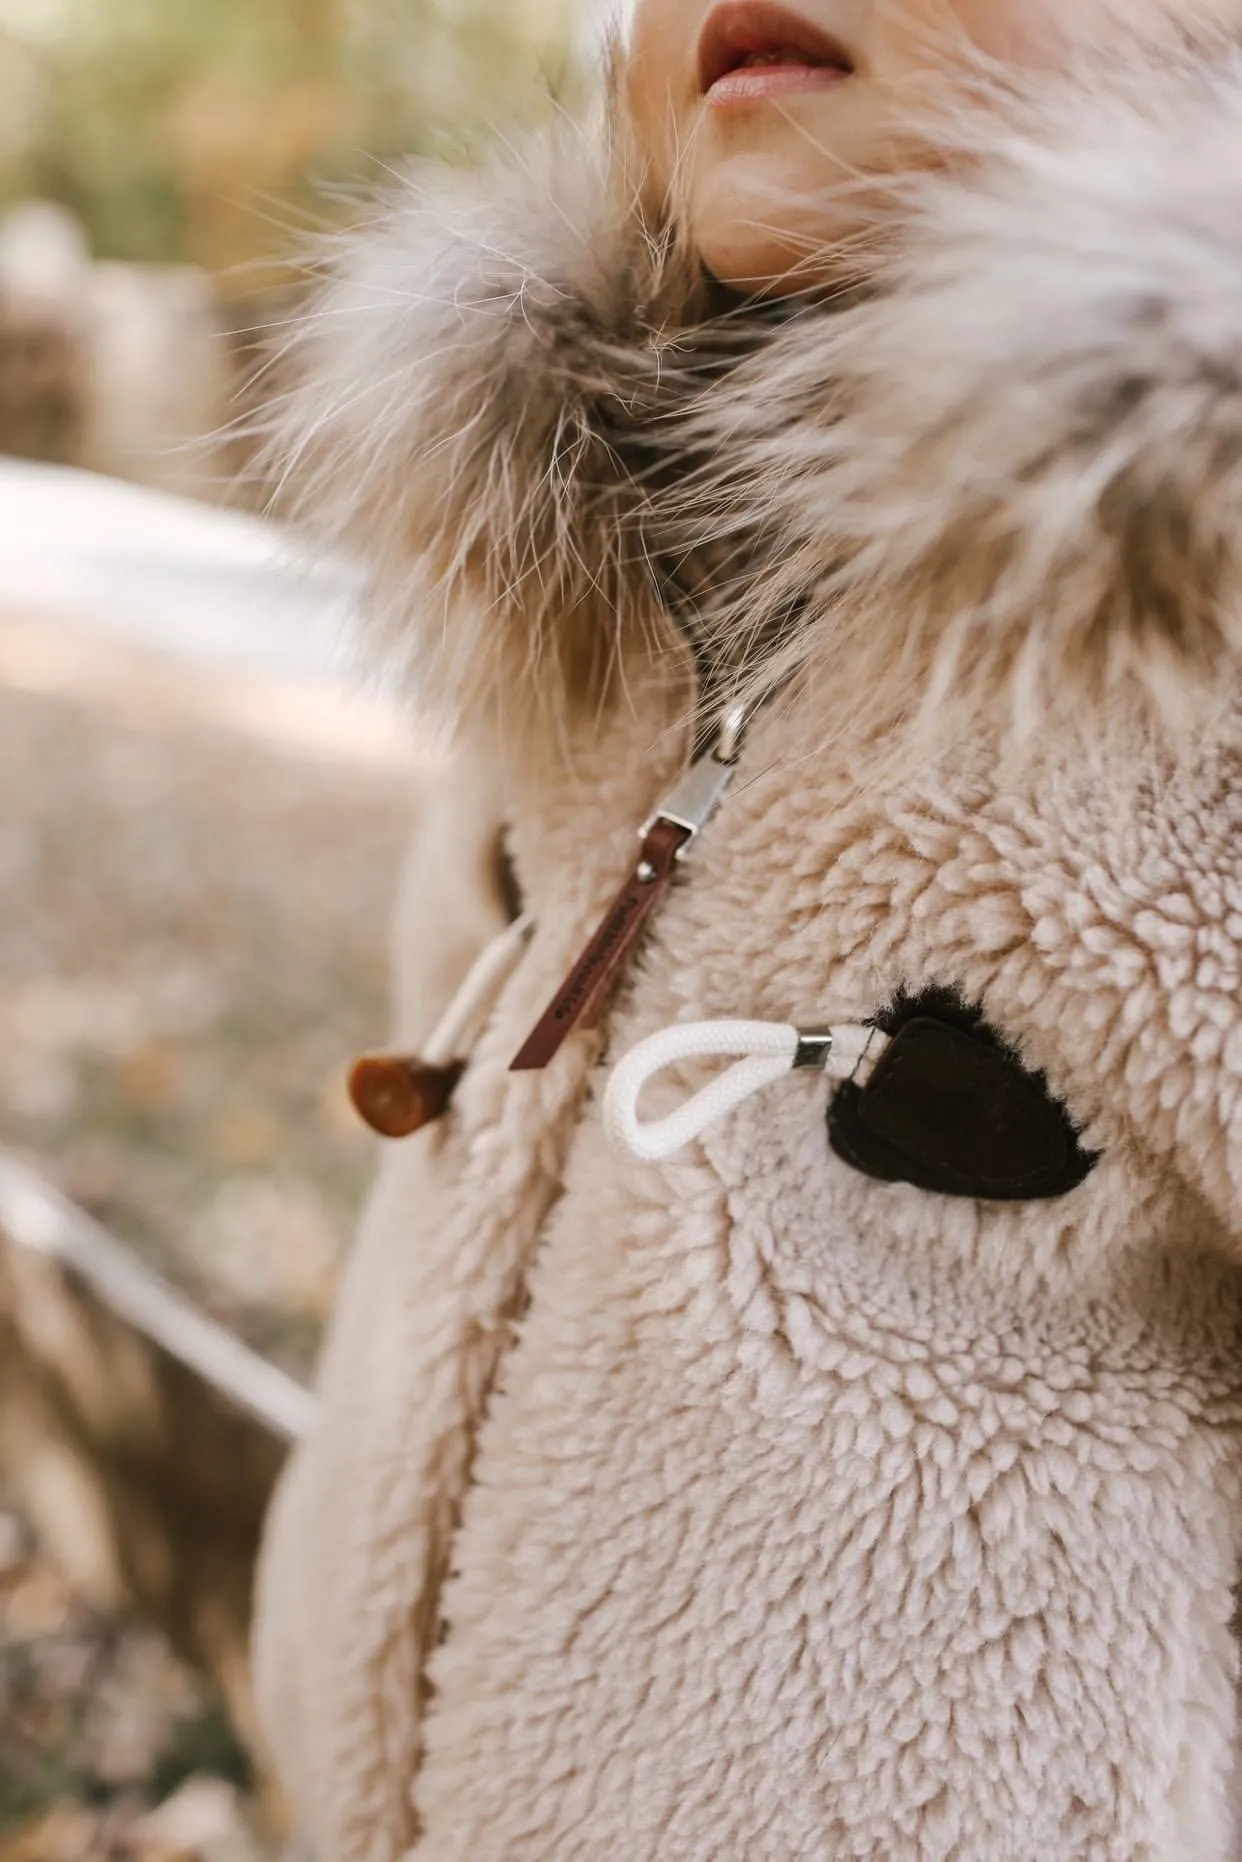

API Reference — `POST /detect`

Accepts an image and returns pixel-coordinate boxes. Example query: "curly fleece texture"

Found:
[255,39,1242,1862]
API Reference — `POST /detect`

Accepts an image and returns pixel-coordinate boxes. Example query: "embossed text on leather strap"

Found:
[509,817,690,1071]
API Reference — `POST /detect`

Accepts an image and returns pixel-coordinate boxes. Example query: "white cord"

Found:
[423,914,535,1067]
[603,1018,885,1162]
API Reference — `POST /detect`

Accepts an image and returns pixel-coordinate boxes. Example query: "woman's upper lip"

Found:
[697,0,856,94]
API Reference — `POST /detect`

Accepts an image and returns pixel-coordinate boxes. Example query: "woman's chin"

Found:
[689,161,868,297]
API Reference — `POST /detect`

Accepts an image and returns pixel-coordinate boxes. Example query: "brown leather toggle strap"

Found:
[348,1054,466,1139]
[510,816,691,1072]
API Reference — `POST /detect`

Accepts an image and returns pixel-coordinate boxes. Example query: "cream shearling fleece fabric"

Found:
[256,39,1242,1862]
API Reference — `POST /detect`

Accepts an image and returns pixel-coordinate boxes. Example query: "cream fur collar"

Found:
[263,40,1242,754]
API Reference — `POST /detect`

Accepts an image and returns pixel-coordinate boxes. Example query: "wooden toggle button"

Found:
[347,1053,465,1139]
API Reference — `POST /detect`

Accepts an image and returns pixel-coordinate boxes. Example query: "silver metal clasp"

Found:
[714,700,750,765]
[641,752,737,855]
[638,698,754,860]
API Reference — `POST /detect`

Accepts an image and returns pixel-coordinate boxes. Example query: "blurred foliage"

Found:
[0,0,578,282]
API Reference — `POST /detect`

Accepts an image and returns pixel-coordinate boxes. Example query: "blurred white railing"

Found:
[0,1149,316,1444]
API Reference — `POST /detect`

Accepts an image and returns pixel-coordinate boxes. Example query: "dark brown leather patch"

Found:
[828,997,1097,1202]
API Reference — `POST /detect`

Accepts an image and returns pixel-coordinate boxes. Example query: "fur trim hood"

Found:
[266,40,1242,748]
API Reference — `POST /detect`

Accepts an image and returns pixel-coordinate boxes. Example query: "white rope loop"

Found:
[603,1018,883,1163]
[604,1020,797,1162]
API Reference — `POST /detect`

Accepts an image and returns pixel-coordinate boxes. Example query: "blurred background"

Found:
[0,3,591,1857]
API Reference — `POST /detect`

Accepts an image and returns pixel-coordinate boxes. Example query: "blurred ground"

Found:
[0,1505,260,1862]
[0,606,427,1857]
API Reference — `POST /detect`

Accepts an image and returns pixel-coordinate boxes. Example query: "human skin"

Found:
[625,0,1237,291]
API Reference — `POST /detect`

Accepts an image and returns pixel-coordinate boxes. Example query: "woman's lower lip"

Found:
[705,63,852,105]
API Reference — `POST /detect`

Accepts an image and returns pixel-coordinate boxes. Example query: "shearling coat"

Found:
[256,41,1242,1862]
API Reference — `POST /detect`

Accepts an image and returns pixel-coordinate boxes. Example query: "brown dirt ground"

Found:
[0,611,427,1859]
